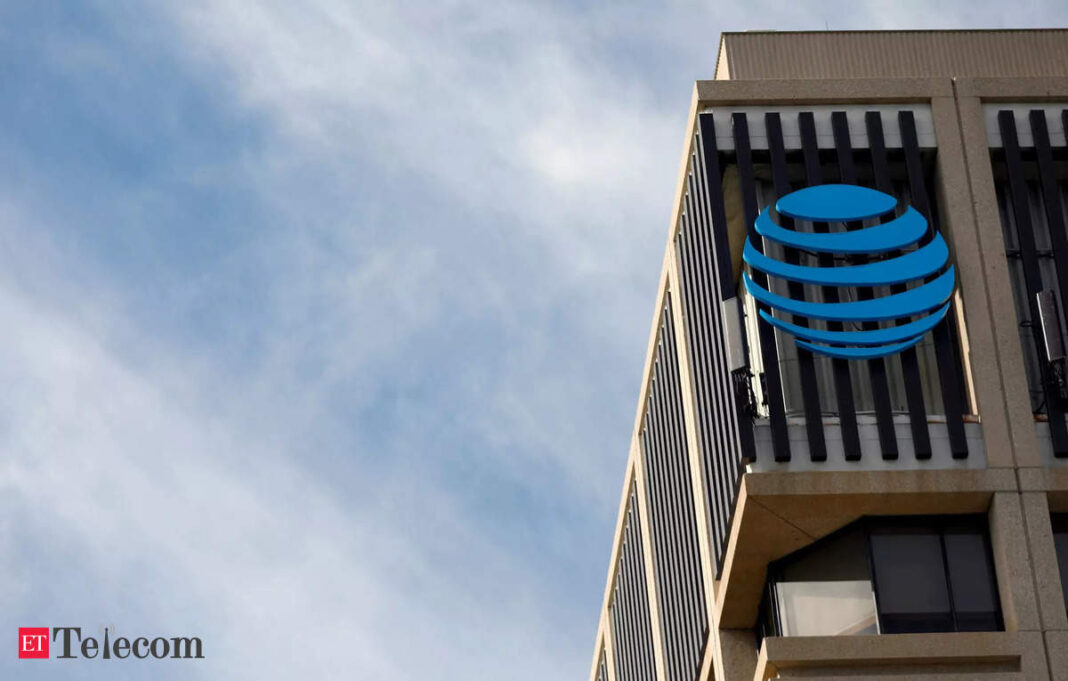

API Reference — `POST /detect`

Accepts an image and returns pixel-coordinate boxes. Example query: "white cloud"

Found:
[7,2,1068,680]
[0,204,572,679]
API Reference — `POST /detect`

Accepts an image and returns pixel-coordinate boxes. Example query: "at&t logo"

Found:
[742,184,955,359]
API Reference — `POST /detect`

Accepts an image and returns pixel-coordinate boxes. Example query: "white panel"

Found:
[984,104,1068,148]
[697,104,936,151]
[721,297,746,373]
[749,418,988,472]
[776,581,879,636]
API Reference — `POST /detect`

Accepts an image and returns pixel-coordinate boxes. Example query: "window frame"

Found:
[757,514,1002,646]
[1050,513,1068,615]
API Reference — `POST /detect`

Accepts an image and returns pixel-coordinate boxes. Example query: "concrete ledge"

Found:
[695,78,952,107]
[717,469,1017,628]
[953,76,1068,100]
[755,631,1046,681]
[750,420,987,472]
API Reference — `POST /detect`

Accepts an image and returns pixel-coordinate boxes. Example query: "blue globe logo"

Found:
[741,184,955,360]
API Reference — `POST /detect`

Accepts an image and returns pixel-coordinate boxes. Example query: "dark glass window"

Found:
[758,515,1001,646]
[870,522,953,633]
[1052,514,1068,614]
[943,521,1001,631]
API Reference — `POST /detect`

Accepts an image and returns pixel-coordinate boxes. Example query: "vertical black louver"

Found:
[992,109,1068,457]
[609,484,657,681]
[797,111,863,461]
[866,112,935,458]
[732,112,793,462]
[765,112,830,461]
[641,293,708,681]
[676,114,753,579]
[831,112,898,459]
[900,112,970,459]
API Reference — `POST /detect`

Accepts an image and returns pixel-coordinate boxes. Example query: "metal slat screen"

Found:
[990,108,1068,458]
[596,648,608,681]
[640,293,708,681]
[609,484,657,681]
[678,115,749,579]
[681,108,971,572]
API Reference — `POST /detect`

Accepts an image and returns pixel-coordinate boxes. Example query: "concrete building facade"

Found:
[589,30,1068,681]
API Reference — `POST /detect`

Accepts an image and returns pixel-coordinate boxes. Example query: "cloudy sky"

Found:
[1,2,1065,679]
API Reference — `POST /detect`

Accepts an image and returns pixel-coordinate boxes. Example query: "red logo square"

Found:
[18,628,49,659]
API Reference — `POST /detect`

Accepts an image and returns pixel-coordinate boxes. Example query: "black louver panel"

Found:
[992,108,1068,457]
[640,293,708,681]
[609,485,657,681]
[677,114,749,578]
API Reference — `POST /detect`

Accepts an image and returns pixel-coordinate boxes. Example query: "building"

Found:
[589,29,1068,681]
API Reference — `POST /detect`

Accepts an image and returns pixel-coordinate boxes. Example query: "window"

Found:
[770,525,878,636]
[869,522,953,633]
[941,520,1002,631]
[758,516,1001,645]
[1052,514,1068,614]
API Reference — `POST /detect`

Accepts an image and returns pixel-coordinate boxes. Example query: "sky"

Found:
[1,2,1066,680]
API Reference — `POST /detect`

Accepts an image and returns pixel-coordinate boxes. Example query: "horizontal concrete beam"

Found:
[695,77,952,107]
[755,631,1046,681]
